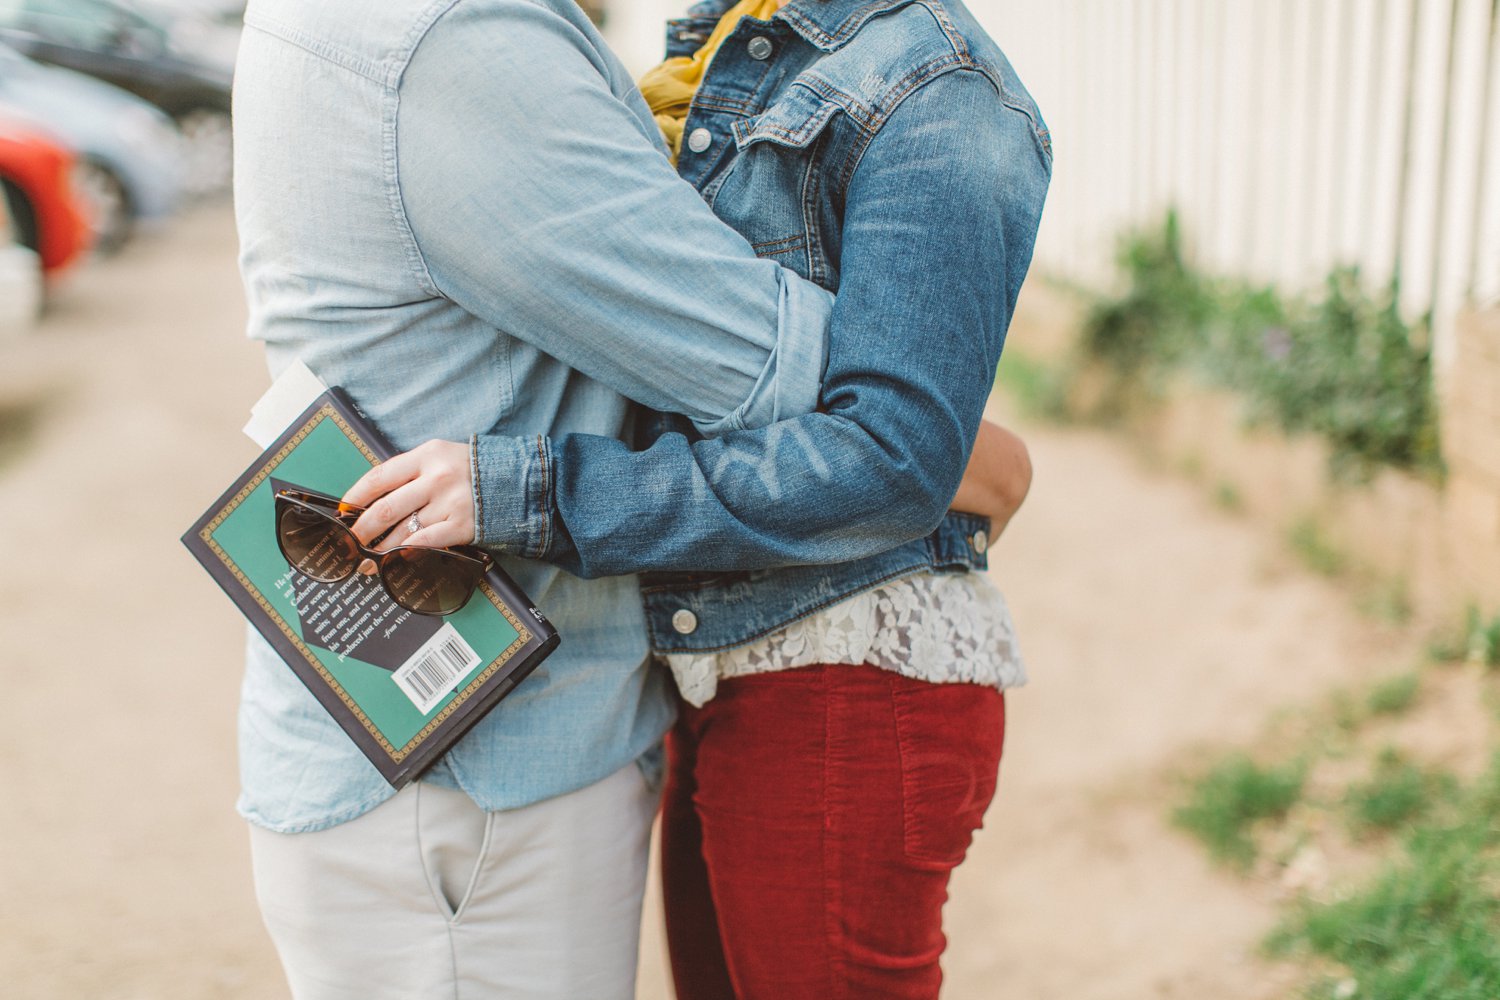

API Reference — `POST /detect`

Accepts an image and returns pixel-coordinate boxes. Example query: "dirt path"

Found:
[1,209,1425,999]
[926,413,1421,1000]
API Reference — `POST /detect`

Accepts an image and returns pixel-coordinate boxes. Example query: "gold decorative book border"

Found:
[201,404,532,764]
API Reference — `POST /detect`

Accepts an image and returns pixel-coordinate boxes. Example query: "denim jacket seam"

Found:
[388,0,466,86]
[636,516,983,597]
[533,434,553,561]
[793,77,877,131]
[469,434,485,545]
[734,98,844,149]
[875,55,982,127]
[799,131,829,284]
[910,0,969,61]
[694,92,758,114]
[502,337,517,414]
[995,87,1053,163]
[385,111,442,299]
[241,13,387,82]
[774,2,1003,142]
[387,0,467,300]
[840,61,992,186]
[827,0,916,46]
[650,562,944,654]
[778,53,975,152]
[778,0,915,51]
[751,234,806,254]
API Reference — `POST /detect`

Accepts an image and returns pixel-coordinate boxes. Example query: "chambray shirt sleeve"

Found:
[394,0,830,441]
[487,68,1051,572]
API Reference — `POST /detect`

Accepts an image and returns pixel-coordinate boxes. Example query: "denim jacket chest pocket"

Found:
[707,85,851,289]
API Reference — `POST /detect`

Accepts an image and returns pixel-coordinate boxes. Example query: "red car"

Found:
[0,117,92,275]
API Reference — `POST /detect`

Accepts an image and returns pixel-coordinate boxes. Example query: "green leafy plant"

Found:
[1288,516,1347,577]
[1366,674,1421,717]
[1428,607,1500,667]
[1075,210,1213,416]
[994,351,1071,421]
[1226,270,1441,480]
[1357,577,1414,626]
[1345,748,1450,835]
[1065,213,1443,478]
[1174,754,1306,870]
[1270,756,1500,1000]
[1466,608,1500,668]
[1213,480,1244,512]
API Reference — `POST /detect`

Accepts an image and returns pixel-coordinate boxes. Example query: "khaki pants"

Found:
[249,763,658,1000]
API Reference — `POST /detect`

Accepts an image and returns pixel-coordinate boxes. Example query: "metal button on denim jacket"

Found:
[499,0,1052,654]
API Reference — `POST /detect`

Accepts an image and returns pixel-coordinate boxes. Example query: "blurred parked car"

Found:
[0,43,181,251]
[0,0,233,193]
[0,117,91,281]
[0,169,43,335]
[138,0,242,26]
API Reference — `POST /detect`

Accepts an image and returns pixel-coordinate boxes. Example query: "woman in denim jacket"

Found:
[634,2,1047,996]
[351,0,1049,993]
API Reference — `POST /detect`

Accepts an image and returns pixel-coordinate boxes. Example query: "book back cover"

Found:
[183,391,558,788]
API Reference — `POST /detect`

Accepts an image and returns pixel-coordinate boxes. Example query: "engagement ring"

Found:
[407,513,422,536]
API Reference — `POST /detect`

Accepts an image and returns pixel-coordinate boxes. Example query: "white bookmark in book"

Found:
[242,360,329,449]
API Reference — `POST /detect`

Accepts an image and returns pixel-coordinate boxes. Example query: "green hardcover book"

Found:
[182,387,559,788]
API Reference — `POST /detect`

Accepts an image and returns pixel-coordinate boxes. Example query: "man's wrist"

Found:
[470,433,554,559]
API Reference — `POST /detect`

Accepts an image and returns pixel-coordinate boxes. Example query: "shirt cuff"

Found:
[470,433,553,559]
[691,270,832,437]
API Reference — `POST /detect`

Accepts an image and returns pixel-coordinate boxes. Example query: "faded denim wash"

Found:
[232,0,837,832]
[474,0,1052,653]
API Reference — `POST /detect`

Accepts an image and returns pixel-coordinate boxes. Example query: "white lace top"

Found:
[663,571,1027,708]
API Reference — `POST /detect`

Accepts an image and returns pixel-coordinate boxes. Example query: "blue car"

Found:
[0,43,180,251]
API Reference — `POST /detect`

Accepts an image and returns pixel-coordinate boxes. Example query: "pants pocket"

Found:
[891,681,1006,868]
[416,782,493,922]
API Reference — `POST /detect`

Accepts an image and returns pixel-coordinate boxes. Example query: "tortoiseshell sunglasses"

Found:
[273,487,490,616]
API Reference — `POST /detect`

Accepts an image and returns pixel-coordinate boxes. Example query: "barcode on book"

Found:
[392,624,483,715]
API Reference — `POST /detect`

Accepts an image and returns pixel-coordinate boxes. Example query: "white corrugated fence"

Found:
[607,0,1500,372]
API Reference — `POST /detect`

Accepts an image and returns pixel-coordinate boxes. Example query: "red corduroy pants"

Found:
[660,663,1006,1000]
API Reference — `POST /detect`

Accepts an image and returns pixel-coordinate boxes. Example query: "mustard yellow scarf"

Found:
[639,0,781,164]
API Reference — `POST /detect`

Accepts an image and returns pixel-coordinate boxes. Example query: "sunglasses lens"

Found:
[277,502,360,582]
[382,547,485,616]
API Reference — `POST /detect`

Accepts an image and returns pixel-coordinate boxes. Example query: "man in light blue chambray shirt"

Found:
[233,0,834,996]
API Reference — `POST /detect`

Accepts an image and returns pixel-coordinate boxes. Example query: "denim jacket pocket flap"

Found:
[732,88,841,151]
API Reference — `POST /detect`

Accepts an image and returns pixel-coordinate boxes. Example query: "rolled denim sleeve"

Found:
[470,433,553,561]
[503,68,1050,577]
[394,0,830,445]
